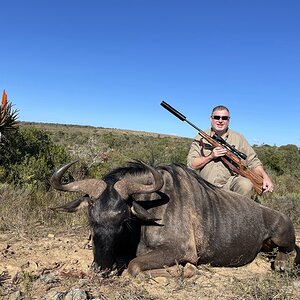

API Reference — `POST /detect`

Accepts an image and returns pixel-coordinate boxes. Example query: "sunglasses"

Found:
[212,115,229,121]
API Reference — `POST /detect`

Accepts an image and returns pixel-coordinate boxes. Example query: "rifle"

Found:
[160,101,264,195]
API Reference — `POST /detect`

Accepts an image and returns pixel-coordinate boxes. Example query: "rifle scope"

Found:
[213,135,247,160]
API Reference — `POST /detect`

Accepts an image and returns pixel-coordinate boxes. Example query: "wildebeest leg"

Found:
[273,243,300,271]
[273,250,297,271]
[263,215,299,271]
[127,246,195,277]
[134,263,198,278]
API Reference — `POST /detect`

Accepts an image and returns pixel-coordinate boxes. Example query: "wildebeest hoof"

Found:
[127,261,141,277]
[274,259,287,272]
[273,251,296,272]
[183,263,199,278]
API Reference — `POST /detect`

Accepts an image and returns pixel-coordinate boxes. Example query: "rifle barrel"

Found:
[161,101,202,132]
[160,101,186,121]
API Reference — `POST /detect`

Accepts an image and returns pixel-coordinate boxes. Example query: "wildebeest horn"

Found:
[114,162,164,199]
[50,160,107,199]
[131,201,161,222]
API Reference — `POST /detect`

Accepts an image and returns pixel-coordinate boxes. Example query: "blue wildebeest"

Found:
[51,161,299,277]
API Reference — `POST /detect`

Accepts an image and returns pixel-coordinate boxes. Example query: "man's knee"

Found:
[232,177,255,198]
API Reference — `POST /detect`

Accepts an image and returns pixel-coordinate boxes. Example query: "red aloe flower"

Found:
[1,90,7,107]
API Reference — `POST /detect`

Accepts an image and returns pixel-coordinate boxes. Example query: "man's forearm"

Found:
[191,154,213,169]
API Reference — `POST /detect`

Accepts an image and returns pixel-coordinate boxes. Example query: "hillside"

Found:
[20,121,193,169]
[20,121,188,139]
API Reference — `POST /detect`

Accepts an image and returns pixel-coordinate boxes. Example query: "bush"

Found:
[261,192,300,225]
[0,127,71,191]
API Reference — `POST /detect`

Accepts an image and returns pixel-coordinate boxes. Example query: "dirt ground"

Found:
[1,227,300,300]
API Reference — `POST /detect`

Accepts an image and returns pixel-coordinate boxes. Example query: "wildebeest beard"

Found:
[87,183,140,277]
[88,185,167,276]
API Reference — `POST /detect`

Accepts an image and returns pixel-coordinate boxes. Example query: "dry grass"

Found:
[0,183,88,235]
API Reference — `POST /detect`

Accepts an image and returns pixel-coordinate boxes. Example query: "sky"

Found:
[1,0,299,146]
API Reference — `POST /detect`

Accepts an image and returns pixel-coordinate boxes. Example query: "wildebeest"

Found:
[51,160,299,277]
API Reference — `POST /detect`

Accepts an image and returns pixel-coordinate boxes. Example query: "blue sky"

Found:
[1,0,299,146]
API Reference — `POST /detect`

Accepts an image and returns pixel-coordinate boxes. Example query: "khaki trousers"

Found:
[223,175,256,199]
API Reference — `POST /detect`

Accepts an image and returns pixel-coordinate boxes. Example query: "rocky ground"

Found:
[1,227,300,300]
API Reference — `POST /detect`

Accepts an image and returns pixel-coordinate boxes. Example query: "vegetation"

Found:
[0,121,299,231]
[0,127,71,190]
[0,117,300,299]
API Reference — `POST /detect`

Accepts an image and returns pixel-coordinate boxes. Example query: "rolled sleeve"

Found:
[187,134,203,168]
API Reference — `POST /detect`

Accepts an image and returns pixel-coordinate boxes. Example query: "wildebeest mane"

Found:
[102,160,152,183]
[103,161,219,191]
[160,163,219,191]
[179,163,220,190]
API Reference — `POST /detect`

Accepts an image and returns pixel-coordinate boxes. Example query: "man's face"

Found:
[210,109,230,134]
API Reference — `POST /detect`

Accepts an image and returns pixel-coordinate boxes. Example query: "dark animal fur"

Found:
[51,161,299,277]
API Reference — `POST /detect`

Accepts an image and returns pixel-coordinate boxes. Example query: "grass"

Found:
[233,272,299,299]
[0,183,89,234]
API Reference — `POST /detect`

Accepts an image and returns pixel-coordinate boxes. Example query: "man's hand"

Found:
[211,146,227,159]
[263,177,274,193]
[253,165,274,193]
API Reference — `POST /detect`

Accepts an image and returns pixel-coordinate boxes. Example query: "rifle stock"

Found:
[160,101,264,195]
[198,129,264,194]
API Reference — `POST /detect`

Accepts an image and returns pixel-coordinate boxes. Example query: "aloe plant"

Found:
[0,90,19,136]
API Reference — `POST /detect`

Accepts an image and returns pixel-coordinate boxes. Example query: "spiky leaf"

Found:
[0,103,19,134]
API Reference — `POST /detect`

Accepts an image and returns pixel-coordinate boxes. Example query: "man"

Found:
[187,105,273,199]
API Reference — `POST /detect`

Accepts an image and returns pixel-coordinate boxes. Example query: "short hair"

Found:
[211,105,230,115]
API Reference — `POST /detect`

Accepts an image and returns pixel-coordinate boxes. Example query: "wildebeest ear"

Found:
[131,201,161,222]
[51,195,90,213]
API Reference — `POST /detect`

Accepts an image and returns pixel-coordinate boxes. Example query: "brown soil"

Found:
[1,228,300,299]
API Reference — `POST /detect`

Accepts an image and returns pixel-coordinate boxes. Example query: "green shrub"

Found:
[0,127,71,190]
[261,192,300,225]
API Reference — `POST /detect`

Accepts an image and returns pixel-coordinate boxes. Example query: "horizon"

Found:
[19,120,298,147]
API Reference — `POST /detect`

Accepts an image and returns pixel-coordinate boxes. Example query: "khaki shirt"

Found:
[187,129,262,187]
